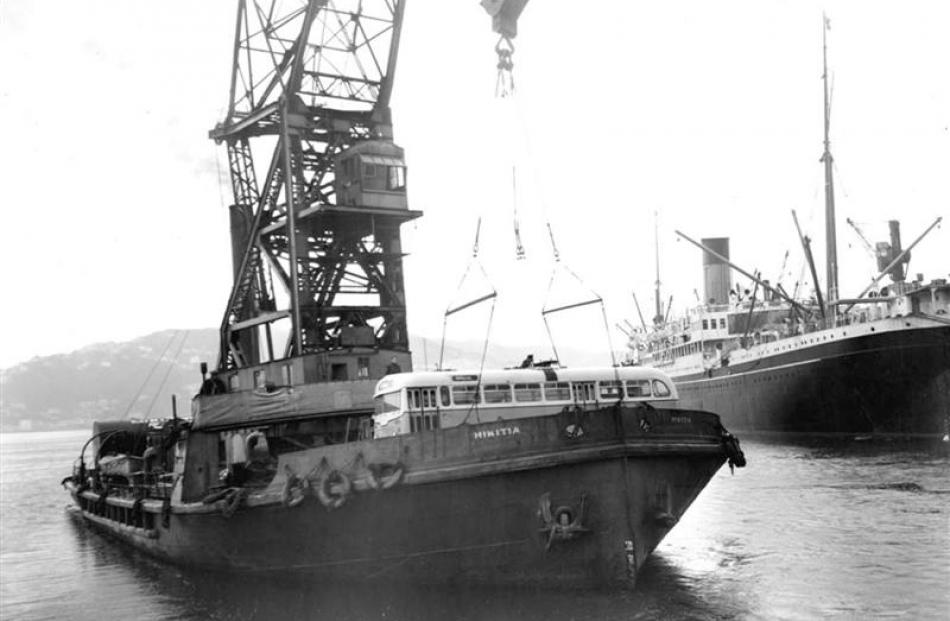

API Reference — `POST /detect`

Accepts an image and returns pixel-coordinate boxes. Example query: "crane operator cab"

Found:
[334,140,408,210]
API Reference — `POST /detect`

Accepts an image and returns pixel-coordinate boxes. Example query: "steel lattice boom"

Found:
[210,0,418,373]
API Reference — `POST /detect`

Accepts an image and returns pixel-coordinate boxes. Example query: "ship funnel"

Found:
[888,220,908,282]
[875,220,909,282]
[702,237,731,305]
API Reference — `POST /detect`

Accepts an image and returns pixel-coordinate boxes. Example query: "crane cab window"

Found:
[388,165,406,191]
[440,386,451,407]
[363,163,377,178]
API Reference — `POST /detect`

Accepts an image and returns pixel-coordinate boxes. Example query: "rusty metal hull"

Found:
[66,407,734,589]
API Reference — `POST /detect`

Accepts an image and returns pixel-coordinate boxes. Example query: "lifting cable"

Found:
[494,71,526,261]
[540,223,618,370]
[511,166,526,260]
[438,218,498,385]
[489,27,616,376]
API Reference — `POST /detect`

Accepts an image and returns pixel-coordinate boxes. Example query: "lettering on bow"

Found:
[473,426,521,440]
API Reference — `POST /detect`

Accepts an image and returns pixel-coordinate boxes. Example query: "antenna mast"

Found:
[821,13,839,316]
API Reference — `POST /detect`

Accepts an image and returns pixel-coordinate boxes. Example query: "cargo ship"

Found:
[61,1,745,589]
[628,230,950,437]
[626,18,950,438]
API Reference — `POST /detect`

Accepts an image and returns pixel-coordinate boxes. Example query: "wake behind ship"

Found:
[61,1,745,589]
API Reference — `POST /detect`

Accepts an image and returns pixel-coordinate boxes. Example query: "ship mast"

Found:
[821,13,839,317]
[653,211,663,326]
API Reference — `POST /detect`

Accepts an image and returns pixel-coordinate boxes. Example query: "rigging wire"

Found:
[120,330,182,419]
[774,249,790,290]
[144,331,190,419]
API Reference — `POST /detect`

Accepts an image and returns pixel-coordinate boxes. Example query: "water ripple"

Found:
[2,431,949,620]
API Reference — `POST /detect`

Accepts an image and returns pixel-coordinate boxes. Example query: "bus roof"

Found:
[373,366,677,398]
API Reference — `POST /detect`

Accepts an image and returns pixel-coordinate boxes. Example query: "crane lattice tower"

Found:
[210,0,417,378]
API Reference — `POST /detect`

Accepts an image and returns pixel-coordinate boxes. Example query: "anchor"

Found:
[537,492,590,550]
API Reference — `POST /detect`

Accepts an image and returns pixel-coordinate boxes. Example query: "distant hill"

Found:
[0,329,617,432]
[0,329,218,432]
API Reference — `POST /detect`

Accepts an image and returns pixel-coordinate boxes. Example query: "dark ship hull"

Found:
[671,325,950,436]
[64,406,740,588]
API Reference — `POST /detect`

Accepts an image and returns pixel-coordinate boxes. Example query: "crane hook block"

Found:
[481,0,530,39]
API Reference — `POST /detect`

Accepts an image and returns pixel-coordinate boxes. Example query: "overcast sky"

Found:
[1,0,947,369]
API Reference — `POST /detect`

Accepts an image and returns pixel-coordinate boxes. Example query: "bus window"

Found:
[572,382,596,402]
[652,380,672,397]
[452,385,480,405]
[374,391,402,415]
[626,380,651,398]
[599,380,623,399]
[407,387,437,410]
[483,384,512,403]
[440,386,451,407]
[513,383,542,402]
[543,381,570,401]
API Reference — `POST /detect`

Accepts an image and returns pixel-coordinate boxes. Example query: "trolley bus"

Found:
[372,366,679,437]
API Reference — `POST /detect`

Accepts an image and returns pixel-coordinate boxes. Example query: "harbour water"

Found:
[1,429,948,620]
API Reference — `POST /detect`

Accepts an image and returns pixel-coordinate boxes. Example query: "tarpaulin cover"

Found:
[192,381,377,430]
